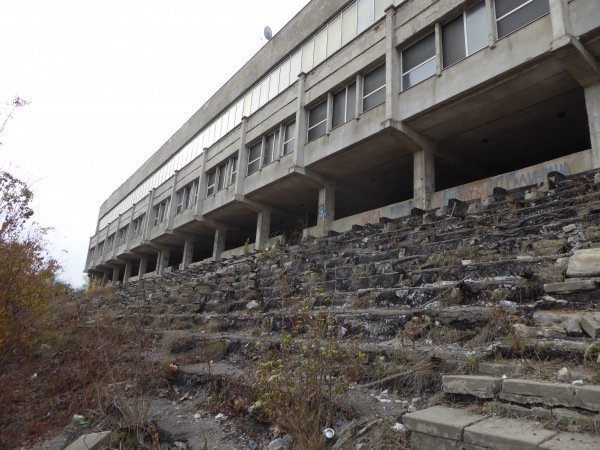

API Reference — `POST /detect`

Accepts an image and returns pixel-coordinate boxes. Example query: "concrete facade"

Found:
[85,0,600,284]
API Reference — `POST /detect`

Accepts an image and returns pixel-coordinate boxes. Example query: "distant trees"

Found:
[0,96,64,361]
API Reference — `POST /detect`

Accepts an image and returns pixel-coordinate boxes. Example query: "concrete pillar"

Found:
[158,248,170,275]
[112,267,121,286]
[101,271,110,286]
[123,262,132,283]
[316,184,335,237]
[385,5,399,121]
[139,257,148,278]
[212,228,227,261]
[549,0,570,40]
[293,73,307,167]
[585,81,600,169]
[413,147,435,210]
[182,239,194,269]
[167,170,180,230]
[434,22,442,77]
[125,204,135,251]
[113,214,122,257]
[255,209,272,251]
[484,0,497,49]
[142,189,155,241]
[195,150,210,216]
[236,118,248,196]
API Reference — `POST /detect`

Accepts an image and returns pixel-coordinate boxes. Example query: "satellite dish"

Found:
[264,26,272,40]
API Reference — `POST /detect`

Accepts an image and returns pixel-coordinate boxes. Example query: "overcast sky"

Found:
[0,0,310,287]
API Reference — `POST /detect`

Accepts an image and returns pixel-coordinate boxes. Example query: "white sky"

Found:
[0,0,310,288]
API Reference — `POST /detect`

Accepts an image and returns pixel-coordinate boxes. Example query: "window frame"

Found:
[333,82,357,128]
[264,129,279,166]
[362,64,386,111]
[217,163,228,191]
[494,0,550,39]
[206,171,217,197]
[401,33,436,91]
[282,121,296,156]
[307,100,328,142]
[442,1,488,69]
[247,141,262,175]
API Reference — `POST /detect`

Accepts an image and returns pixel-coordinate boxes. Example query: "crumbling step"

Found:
[403,405,600,449]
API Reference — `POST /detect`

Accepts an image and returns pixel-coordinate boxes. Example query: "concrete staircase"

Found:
[101,168,600,448]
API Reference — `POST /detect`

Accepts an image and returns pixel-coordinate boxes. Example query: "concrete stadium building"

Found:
[85,0,600,284]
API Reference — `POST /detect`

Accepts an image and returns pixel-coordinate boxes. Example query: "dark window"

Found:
[307,101,327,142]
[363,64,386,111]
[282,121,295,155]
[206,171,216,196]
[442,2,487,68]
[495,0,549,39]
[229,157,238,185]
[217,164,227,191]
[247,142,262,175]
[402,33,436,90]
[264,130,279,165]
[333,82,356,128]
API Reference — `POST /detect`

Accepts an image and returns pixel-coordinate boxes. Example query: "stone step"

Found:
[403,405,600,450]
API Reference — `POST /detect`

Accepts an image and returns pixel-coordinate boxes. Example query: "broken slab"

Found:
[544,280,596,294]
[442,375,502,399]
[402,405,484,441]
[463,417,557,450]
[500,379,576,407]
[574,385,600,412]
[539,432,600,450]
[64,431,113,450]
[566,249,600,278]
[580,314,600,338]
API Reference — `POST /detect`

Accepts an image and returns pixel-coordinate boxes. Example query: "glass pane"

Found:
[375,0,389,18]
[308,101,327,127]
[327,16,342,56]
[269,69,280,101]
[214,116,223,141]
[247,160,260,175]
[402,33,435,73]
[466,1,488,55]
[264,133,276,164]
[402,57,436,89]
[243,92,253,117]
[290,50,302,78]
[227,104,237,130]
[249,142,262,162]
[314,29,327,66]
[357,0,374,34]
[250,85,261,113]
[342,4,358,45]
[235,99,244,123]
[284,121,296,146]
[279,59,291,91]
[496,0,549,38]
[364,64,386,96]
[307,122,326,142]
[332,88,347,128]
[347,82,356,120]
[495,0,528,18]
[301,39,314,72]
[259,78,270,107]
[442,14,466,68]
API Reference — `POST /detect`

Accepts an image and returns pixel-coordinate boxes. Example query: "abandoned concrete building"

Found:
[85,0,600,284]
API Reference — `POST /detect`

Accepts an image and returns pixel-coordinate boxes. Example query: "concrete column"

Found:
[585,81,600,169]
[101,271,110,286]
[142,189,155,241]
[182,239,194,269]
[112,266,121,286]
[212,228,227,261]
[125,204,135,251]
[139,257,148,278]
[385,5,399,121]
[158,248,170,275]
[355,73,363,117]
[434,22,442,76]
[549,0,570,40]
[113,214,122,257]
[316,184,335,237]
[236,118,248,196]
[484,0,497,49]
[413,146,435,210]
[195,150,210,216]
[255,209,272,251]
[167,170,180,230]
[123,262,132,283]
[293,73,307,167]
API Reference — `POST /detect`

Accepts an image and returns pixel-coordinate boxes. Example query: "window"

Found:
[118,225,129,245]
[97,241,104,256]
[106,234,115,251]
[402,33,436,90]
[187,180,199,207]
[206,171,216,196]
[264,130,279,165]
[442,2,487,68]
[247,142,262,175]
[132,214,145,237]
[333,82,356,128]
[282,121,296,156]
[307,101,327,142]
[153,198,170,226]
[229,157,238,185]
[176,190,185,214]
[217,164,227,191]
[363,64,386,111]
[495,0,549,39]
